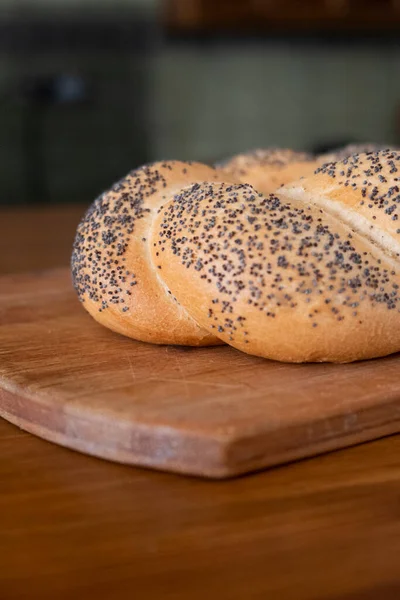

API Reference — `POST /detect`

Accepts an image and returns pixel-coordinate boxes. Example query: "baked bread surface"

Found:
[218,148,318,195]
[72,150,400,362]
[72,160,233,346]
[318,143,397,165]
[151,153,400,362]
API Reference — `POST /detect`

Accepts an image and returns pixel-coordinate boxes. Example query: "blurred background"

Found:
[2,0,400,207]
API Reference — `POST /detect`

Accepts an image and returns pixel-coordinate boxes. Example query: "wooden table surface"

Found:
[1,205,400,600]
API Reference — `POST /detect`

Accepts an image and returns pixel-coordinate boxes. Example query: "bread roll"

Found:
[72,150,400,363]
[317,143,396,165]
[71,160,234,346]
[281,150,400,259]
[151,154,400,362]
[217,148,319,195]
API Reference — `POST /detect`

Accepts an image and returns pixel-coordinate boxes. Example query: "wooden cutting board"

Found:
[1,268,400,478]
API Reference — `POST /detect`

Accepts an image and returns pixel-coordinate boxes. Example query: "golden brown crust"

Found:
[71,161,234,346]
[218,148,318,195]
[151,180,400,363]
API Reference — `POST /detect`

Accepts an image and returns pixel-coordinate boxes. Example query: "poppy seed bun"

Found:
[281,150,400,262]
[71,160,234,346]
[218,148,319,195]
[317,143,397,165]
[151,179,400,363]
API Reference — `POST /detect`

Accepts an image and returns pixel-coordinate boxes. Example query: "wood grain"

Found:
[1,206,400,598]
[0,205,86,275]
[1,416,400,599]
[1,268,400,478]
